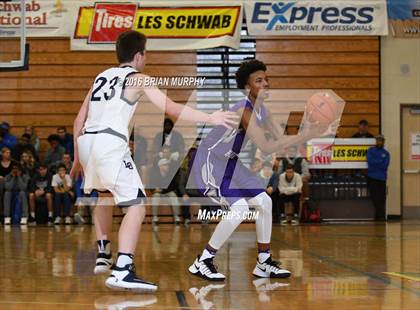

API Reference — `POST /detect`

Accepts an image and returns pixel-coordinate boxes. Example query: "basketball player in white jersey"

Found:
[70,31,238,292]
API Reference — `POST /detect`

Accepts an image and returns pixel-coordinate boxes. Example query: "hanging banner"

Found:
[388,0,420,37]
[70,1,242,51]
[245,0,388,36]
[0,0,76,37]
[307,138,376,169]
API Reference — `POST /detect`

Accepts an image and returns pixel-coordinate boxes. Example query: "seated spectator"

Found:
[12,133,38,161]
[52,163,74,225]
[0,147,15,218]
[20,151,38,178]
[258,160,274,185]
[278,145,310,198]
[153,118,185,164]
[150,158,181,225]
[57,127,74,156]
[3,163,30,225]
[352,120,374,138]
[0,122,17,150]
[24,126,40,153]
[45,134,66,166]
[29,163,53,224]
[279,164,302,225]
[130,132,148,181]
[178,146,207,225]
[50,152,72,174]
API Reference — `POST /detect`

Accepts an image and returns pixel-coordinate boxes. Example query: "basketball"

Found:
[306,92,339,126]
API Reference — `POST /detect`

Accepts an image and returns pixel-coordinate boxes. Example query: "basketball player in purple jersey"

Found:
[188,59,336,281]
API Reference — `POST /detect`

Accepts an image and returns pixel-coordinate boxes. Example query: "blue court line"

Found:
[277,238,420,297]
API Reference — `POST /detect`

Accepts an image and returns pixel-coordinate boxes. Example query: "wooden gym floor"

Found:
[0,220,419,309]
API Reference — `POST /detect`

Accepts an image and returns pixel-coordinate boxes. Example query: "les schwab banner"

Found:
[307,138,376,169]
[71,2,242,51]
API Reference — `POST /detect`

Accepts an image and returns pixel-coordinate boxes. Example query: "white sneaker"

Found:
[74,213,85,225]
[65,216,72,225]
[174,216,181,225]
[252,256,291,278]
[94,253,113,275]
[188,255,225,281]
[20,217,28,225]
[4,217,11,225]
[54,217,62,225]
[105,264,157,292]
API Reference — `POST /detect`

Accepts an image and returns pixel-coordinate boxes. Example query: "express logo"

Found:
[251,2,375,30]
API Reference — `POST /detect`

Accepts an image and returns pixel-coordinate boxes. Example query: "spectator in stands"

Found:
[130,132,148,180]
[0,122,17,150]
[0,147,15,219]
[367,135,390,220]
[12,133,38,162]
[259,160,274,185]
[28,163,53,224]
[51,152,72,174]
[45,134,65,166]
[52,163,74,225]
[279,164,303,225]
[150,158,181,225]
[278,145,311,198]
[57,127,74,156]
[178,145,207,225]
[352,120,374,138]
[20,151,37,178]
[153,118,185,164]
[3,163,30,225]
[24,126,40,153]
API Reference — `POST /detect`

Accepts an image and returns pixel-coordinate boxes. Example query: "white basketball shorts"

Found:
[77,132,145,207]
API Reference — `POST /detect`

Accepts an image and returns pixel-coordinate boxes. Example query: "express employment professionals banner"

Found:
[245,0,388,36]
[388,0,420,37]
[70,1,242,51]
[307,138,376,169]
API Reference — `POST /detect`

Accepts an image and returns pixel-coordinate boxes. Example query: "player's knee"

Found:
[231,198,250,216]
[253,192,272,214]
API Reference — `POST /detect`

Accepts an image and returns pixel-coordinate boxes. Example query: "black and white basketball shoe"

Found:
[188,255,225,281]
[252,256,291,278]
[105,263,157,292]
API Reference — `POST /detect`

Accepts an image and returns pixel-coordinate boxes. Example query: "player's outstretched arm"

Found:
[133,74,239,129]
[70,88,92,179]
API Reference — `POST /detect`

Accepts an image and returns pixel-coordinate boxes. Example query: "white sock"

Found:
[48,212,53,217]
[258,251,270,263]
[30,212,35,218]
[116,253,133,267]
[199,248,215,261]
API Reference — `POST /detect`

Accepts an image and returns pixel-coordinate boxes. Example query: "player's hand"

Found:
[209,109,239,130]
[70,160,83,179]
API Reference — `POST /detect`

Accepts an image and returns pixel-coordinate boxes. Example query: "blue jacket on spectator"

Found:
[367,146,390,181]
[0,133,17,150]
[267,172,280,191]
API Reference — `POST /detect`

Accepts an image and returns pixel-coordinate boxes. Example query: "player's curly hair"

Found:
[235,59,267,89]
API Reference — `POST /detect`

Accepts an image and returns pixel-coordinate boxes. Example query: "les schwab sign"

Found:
[71,2,242,50]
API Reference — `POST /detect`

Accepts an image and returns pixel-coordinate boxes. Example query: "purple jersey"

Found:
[200,99,268,159]
[189,98,268,207]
